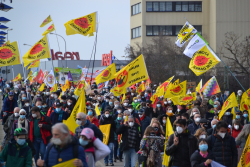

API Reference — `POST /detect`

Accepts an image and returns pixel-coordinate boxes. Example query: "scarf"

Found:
[18,117,28,132]
[166,112,173,117]
[140,114,145,121]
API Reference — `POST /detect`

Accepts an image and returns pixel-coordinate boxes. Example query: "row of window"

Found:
[146,1,202,12]
[132,3,141,15]
[131,25,202,39]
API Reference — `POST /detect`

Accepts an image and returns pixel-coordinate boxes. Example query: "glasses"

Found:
[76,118,82,120]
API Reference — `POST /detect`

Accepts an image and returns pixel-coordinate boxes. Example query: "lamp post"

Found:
[6,28,12,41]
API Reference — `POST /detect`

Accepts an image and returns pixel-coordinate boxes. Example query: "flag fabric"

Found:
[39,83,45,92]
[175,21,197,47]
[183,33,208,58]
[14,73,21,82]
[196,79,202,93]
[170,92,196,105]
[22,35,51,67]
[240,89,250,112]
[27,59,40,70]
[114,55,148,92]
[74,81,85,96]
[98,83,104,89]
[173,79,179,85]
[200,76,221,97]
[68,71,73,82]
[95,104,101,116]
[52,159,76,167]
[112,86,126,97]
[231,107,236,120]
[157,76,174,93]
[35,69,44,84]
[150,94,158,105]
[64,12,97,37]
[44,69,56,87]
[95,63,116,85]
[27,70,33,79]
[40,15,52,27]
[136,83,145,94]
[218,92,238,119]
[189,45,221,76]
[50,84,58,93]
[42,23,55,36]
[0,41,21,67]
[237,132,250,167]
[63,90,86,133]
[164,80,187,98]
[61,79,70,92]
[145,77,151,88]
[99,124,111,145]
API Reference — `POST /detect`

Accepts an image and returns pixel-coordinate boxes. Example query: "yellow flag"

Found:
[27,70,33,79]
[61,79,70,92]
[27,59,40,70]
[219,92,238,119]
[136,84,145,94]
[189,45,221,76]
[156,76,174,93]
[122,93,126,103]
[240,89,250,112]
[74,81,85,96]
[14,73,21,81]
[42,23,55,36]
[112,86,126,97]
[95,104,101,116]
[231,107,236,120]
[52,158,76,167]
[23,35,51,67]
[114,55,148,91]
[88,32,94,37]
[237,133,250,167]
[39,83,45,92]
[162,117,174,166]
[64,89,86,134]
[150,94,158,104]
[40,15,52,27]
[196,79,202,93]
[170,92,196,105]
[64,12,96,37]
[173,79,179,85]
[50,84,58,93]
[164,80,187,98]
[175,21,197,47]
[0,41,21,67]
[99,124,111,145]
[95,63,116,85]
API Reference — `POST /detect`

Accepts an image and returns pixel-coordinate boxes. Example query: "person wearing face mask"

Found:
[37,123,88,167]
[46,91,55,108]
[99,109,116,166]
[242,110,249,124]
[29,106,52,164]
[145,100,153,118]
[79,128,110,167]
[3,91,18,124]
[114,113,123,162]
[127,104,141,125]
[166,106,176,125]
[187,100,205,117]
[221,108,233,126]
[122,99,129,111]
[207,121,237,167]
[176,105,187,115]
[18,87,26,100]
[75,112,103,140]
[138,109,150,136]
[132,97,140,110]
[187,113,202,135]
[41,100,49,116]
[35,100,47,116]
[153,101,165,118]
[32,91,42,105]
[220,89,230,106]
[49,102,69,125]
[101,96,110,112]
[65,98,75,115]
[165,119,198,167]
[87,108,99,127]
[13,88,20,100]
[190,139,213,167]
[97,94,104,105]
[194,128,207,141]
[11,109,29,139]
[108,99,115,110]
[18,93,27,109]
[236,90,243,105]
[151,120,165,137]
[0,128,33,167]
[159,115,167,133]
[113,105,122,120]
[60,95,67,109]
[22,99,31,118]
[116,116,142,167]
[231,120,242,139]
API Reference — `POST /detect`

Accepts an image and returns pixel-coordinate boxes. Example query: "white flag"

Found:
[44,69,56,87]
[211,161,226,167]
[183,33,207,58]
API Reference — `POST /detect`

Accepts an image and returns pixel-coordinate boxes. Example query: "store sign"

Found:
[50,49,80,60]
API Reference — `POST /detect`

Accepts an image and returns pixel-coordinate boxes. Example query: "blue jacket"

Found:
[220,94,228,106]
[3,97,18,113]
[46,98,55,108]
[49,111,69,125]
[101,102,110,112]
[187,122,201,135]
[140,115,151,135]
[75,120,103,141]
[43,137,88,167]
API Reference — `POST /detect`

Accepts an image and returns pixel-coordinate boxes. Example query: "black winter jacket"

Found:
[190,150,213,167]
[99,115,116,143]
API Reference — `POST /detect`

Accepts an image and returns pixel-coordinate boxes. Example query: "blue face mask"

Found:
[109,102,113,105]
[157,104,161,108]
[17,139,26,145]
[43,105,47,108]
[117,96,120,98]
[20,115,26,119]
[214,105,218,108]
[87,111,93,116]
[79,138,89,146]
[199,144,208,151]
[236,115,240,119]
[37,106,42,109]
[213,125,216,129]
[117,117,122,121]
[56,108,61,112]
[22,97,26,100]
[216,97,219,101]
[243,114,249,118]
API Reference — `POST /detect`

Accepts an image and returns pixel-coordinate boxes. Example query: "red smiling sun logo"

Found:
[30,44,44,55]
[0,48,15,59]
[74,17,90,29]
[48,25,53,30]
[194,56,210,66]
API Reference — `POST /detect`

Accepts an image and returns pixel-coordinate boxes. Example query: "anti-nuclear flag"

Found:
[22,35,51,67]
[200,76,221,97]
[50,83,58,93]
[240,89,250,112]
[27,59,40,70]
[170,92,196,105]
[44,70,56,87]
[74,81,85,96]
[173,79,179,85]
[95,63,116,85]
[42,24,55,36]
[14,73,21,82]
[52,158,76,167]
[39,83,45,92]
[183,33,208,58]
[61,79,70,92]
[136,83,145,94]
[27,70,33,79]
[218,92,238,120]
[0,41,21,67]
[189,45,221,76]
[156,76,174,93]
[145,77,151,87]
[114,55,148,92]
[63,89,86,134]
[95,104,101,116]
[40,15,52,27]
[164,80,187,98]
[112,86,126,97]
[237,131,250,167]
[196,79,202,93]
[64,12,96,37]
[175,21,197,47]
[99,124,111,145]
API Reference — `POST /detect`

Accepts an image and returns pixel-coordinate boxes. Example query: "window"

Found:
[132,26,141,39]
[146,1,202,12]
[194,25,202,35]
[175,26,182,35]
[147,26,153,35]
[132,3,141,15]
[153,26,159,35]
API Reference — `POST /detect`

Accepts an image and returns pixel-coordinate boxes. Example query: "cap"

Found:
[138,109,145,114]
[128,104,133,108]
[19,109,26,114]
[8,92,14,96]
[80,128,94,139]
[55,101,62,107]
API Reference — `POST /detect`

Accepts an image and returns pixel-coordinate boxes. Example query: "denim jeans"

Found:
[104,142,114,164]
[123,148,138,167]
[114,140,119,158]
[33,138,46,164]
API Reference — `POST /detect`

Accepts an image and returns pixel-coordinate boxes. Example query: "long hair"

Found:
[236,124,250,141]
[150,120,165,135]
[194,128,206,140]
[144,126,155,136]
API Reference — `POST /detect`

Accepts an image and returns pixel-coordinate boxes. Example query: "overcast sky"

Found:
[1,0,130,62]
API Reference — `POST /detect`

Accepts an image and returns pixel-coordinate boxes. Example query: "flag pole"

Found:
[12,66,14,80]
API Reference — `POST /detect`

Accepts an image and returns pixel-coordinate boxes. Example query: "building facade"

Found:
[130,0,250,54]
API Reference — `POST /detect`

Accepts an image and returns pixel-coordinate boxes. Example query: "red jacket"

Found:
[29,115,52,145]
[231,126,242,138]
[87,116,99,127]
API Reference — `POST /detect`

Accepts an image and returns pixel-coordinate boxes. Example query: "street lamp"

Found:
[50,33,67,66]
[6,28,12,41]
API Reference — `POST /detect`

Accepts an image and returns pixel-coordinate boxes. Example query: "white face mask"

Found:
[176,126,183,134]
[164,102,168,104]
[46,92,50,95]
[128,109,133,113]
[123,116,126,120]
[14,113,19,117]
[162,120,166,124]
[105,114,109,118]
[67,102,72,106]
[117,110,122,114]
[131,93,134,96]
[51,138,62,145]
[177,108,180,112]
[111,96,114,99]
[139,114,143,118]
[32,113,37,118]
[129,122,134,127]
[234,125,239,130]
[199,134,206,139]
[168,100,172,104]
[25,103,30,106]
[168,110,172,113]
[217,132,226,139]
[124,103,128,106]
[134,100,138,103]
[195,117,201,123]
[98,97,101,100]
[76,120,82,125]
[115,104,119,108]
